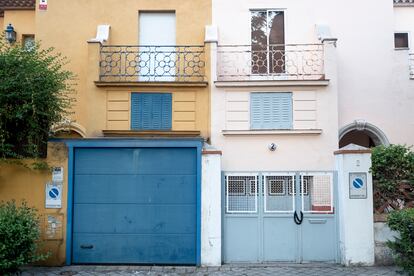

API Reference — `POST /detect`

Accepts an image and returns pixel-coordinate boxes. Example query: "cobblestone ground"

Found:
[21,264,403,276]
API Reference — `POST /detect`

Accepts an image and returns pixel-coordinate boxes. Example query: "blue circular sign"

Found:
[49,187,59,199]
[353,178,364,189]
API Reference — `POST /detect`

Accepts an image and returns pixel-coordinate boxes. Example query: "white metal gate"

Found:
[223,172,338,263]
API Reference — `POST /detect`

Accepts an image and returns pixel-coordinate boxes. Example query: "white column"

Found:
[335,144,375,266]
[201,148,222,266]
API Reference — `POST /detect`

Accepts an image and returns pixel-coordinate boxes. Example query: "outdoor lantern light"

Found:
[5,24,16,44]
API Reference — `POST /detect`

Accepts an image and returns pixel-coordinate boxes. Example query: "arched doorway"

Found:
[339,120,389,148]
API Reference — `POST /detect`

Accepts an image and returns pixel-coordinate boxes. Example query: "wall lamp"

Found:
[5,24,16,44]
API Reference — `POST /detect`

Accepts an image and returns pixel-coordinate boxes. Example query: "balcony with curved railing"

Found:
[99,45,206,83]
[216,44,325,82]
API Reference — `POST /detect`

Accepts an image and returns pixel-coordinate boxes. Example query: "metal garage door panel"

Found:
[74,148,196,175]
[74,175,196,204]
[73,234,195,264]
[73,147,197,264]
[73,204,196,234]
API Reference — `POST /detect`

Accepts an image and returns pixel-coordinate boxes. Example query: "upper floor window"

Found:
[251,10,285,74]
[250,92,292,130]
[394,32,409,49]
[131,93,172,130]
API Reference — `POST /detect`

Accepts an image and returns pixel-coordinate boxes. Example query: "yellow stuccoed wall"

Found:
[0,143,68,266]
[35,0,212,138]
[1,0,212,266]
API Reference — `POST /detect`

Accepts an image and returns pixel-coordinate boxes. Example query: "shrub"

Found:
[0,201,48,275]
[371,144,414,195]
[387,208,414,275]
[0,35,74,160]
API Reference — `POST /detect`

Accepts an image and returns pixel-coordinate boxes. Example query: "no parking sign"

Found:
[45,182,62,208]
[349,172,367,199]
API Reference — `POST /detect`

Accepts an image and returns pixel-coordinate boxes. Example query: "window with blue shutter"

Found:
[250,92,293,130]
[131,93,172,130]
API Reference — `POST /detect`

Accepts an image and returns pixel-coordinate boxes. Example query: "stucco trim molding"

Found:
[95,81,208,88]
[222,129,322,136]
[215,80,329,88]
[102,130,201,137]
[52,122,87,138]
[339,120,390,146]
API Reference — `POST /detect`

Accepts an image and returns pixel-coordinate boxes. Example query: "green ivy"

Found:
[387,208,414,276]
[0,35,74,161]
[371,144,414,195]
[0,201,49,275]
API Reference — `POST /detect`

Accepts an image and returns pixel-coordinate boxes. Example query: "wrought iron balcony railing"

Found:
[217,44,325,81]
[394,0,414,6]
[410,54,414,79]
[99,45,206,82]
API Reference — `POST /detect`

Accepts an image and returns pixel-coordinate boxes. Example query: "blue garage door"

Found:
[72,147,197,264]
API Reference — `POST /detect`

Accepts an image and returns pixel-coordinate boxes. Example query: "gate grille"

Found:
[225,174,258,213]
[264,174,295,213]
[301,173,333,213]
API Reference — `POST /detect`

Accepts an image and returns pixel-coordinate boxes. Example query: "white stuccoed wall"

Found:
[201,148,222,266]
[335,144,375,266]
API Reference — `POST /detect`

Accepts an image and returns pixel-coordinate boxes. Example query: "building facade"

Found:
[0,0,413,267]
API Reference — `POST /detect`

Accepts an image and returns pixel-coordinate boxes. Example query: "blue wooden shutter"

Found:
[131,93,172,130]
[250,92,292,129]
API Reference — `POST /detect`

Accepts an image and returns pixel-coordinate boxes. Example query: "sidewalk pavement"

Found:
[21,264,403,276]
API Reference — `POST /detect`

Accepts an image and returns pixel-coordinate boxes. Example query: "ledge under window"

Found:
[103,130,201,137]
[222,129,323,136]
[215,80,329,88]
[95,81,208,88]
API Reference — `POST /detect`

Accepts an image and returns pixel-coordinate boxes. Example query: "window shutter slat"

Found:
[161,93,172,130]
[130,93,140,129]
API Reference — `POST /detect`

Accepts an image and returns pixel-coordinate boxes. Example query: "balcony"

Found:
[394,0,414,6]
[216,44,325,83]
[98,45,206,85]
[410,54,414,79]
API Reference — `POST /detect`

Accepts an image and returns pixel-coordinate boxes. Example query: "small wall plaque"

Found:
[349,172,367,199]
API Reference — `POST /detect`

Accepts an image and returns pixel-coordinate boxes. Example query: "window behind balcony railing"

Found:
[251,10,285,75]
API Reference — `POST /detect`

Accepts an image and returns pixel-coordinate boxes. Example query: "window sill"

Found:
[95,81,208,88]
[215,79,329,87]
[222,129,322,136]
[394,47,410,51]
[102,130,201,137]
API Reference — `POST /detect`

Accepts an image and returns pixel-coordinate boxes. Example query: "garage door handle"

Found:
[80,244,94,249]
[308,219,327,224]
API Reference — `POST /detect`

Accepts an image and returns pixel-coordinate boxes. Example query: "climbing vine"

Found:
[371,145,414,213]
[0,35,74,163]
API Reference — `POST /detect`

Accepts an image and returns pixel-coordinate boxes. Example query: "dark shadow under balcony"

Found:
[98,45,207,85]
[217,44,325,82]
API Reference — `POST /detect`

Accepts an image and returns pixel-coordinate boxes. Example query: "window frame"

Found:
[249,9,287,75]
[22,34,35,50]
[394,32,410,50]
